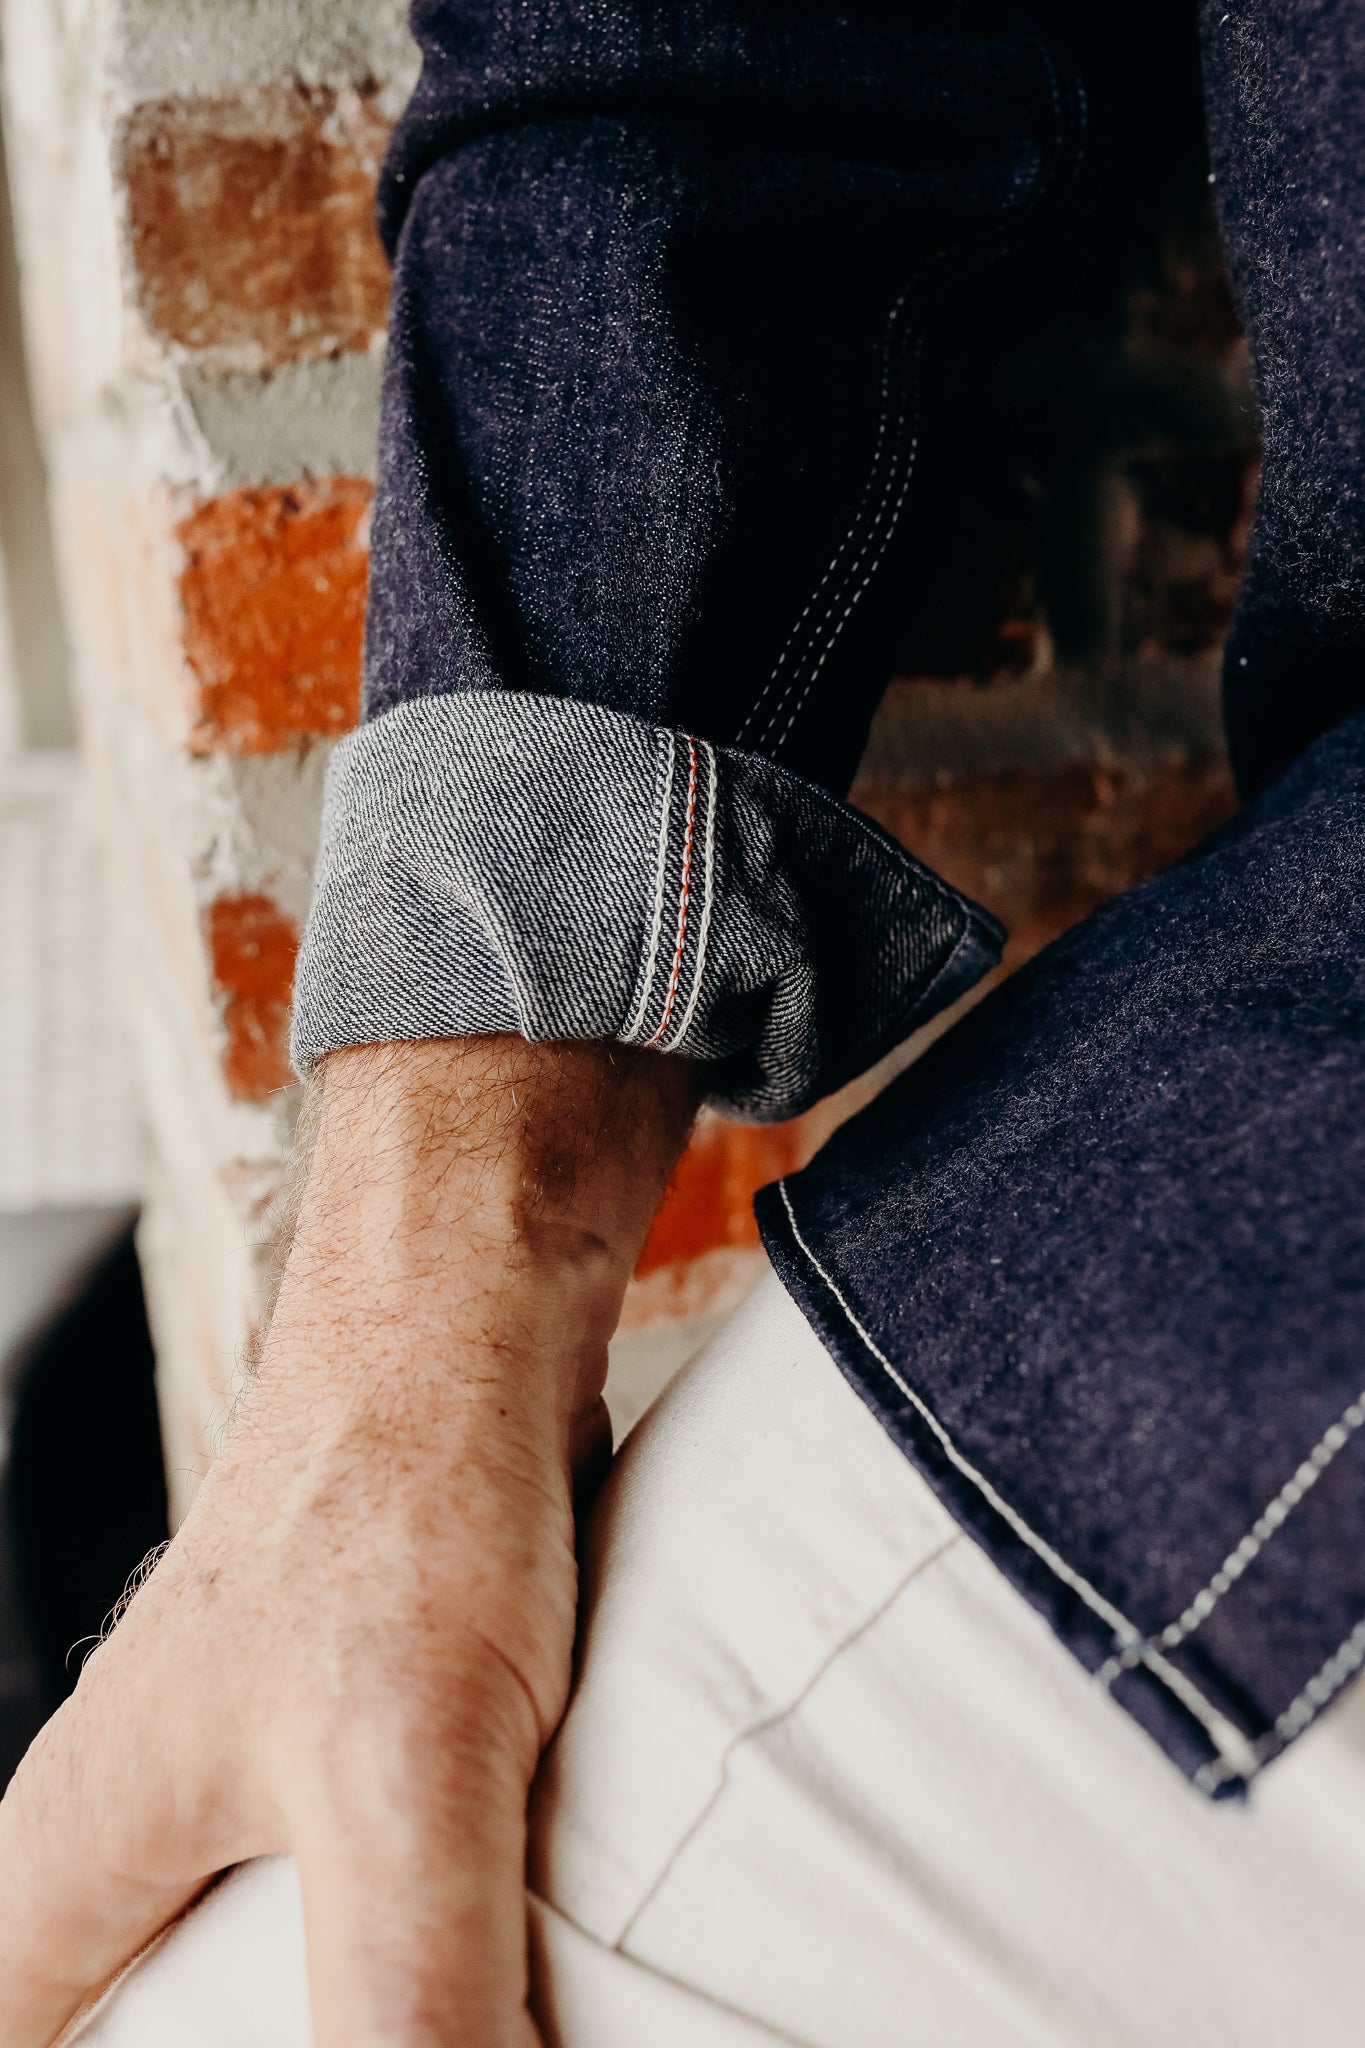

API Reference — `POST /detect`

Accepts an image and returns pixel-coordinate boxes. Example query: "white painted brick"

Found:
[176,354,384,490]
[0,0,400,1496]
[110,0,420,110]
[0,753,145,1208]
[0,0,125,433]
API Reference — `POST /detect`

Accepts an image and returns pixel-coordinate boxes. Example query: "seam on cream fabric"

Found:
[613,1525,962,1950]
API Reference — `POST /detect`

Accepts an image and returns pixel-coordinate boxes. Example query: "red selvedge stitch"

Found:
[645,735,699,1048]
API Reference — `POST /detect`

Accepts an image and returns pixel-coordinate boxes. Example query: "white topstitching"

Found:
[776,1182,1260,1785]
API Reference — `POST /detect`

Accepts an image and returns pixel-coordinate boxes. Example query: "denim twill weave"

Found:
[761,711,1365,1793]
[291,0,1365,1791]
[291,691,1002,1120]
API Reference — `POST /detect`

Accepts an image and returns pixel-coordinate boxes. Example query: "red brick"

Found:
[119,86,391,363]
[177,479,369,751]
[854,753,1237,978]
[635,1116,807,1277]
[204,892,298,1101]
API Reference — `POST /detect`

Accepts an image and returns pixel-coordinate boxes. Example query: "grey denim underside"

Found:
[291,691,1003,1120]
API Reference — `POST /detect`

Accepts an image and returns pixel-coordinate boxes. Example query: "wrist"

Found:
[304,1034,698,1256]
[261,1035,700,1416]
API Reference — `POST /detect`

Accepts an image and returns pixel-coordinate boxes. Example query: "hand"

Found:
[0,1036,698,2047]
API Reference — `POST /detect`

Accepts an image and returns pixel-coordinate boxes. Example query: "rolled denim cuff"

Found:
[291,691,1003,1120]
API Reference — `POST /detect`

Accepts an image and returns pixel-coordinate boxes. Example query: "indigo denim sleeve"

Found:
[1201,1,1365,802]
[292,2,1087,1116]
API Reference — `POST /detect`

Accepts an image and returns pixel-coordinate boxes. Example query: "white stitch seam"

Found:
[765,40,1076,744]
[762,223,1039,750]
[747,230,994,754]
[1194,1612,1365,1796]
[736,277,912,746]
[748,279,940,755]
[768,331,930,753]
[742,34,1079,761]
[776,1182,1260,1785]
[662,741,717,1054]
[1162,1387,1365,1648]
[621,731,676,1044]
[614,1522,962,1953]
[1096,1384,1365,1689]
[745,283,924,750]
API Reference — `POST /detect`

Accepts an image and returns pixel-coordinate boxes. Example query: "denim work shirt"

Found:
[292,0,1365,1796]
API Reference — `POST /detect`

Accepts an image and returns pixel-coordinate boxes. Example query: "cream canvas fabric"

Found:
[65,1271,1365,2047]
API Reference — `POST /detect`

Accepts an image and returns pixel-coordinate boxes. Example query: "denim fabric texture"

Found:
[291,0,1365,1787]
[292,2,1088,1109]
[365,3,1086,790]
[1203,1,1365,801]
[291,693,1000,1118]
[761,711,1365,1795]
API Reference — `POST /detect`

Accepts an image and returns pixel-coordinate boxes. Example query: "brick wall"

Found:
[0,0,1254,1510]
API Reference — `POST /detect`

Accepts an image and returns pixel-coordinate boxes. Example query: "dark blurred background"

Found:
[0,1216,168,1782]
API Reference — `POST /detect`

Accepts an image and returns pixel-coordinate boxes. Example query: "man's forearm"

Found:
[0,1035,701,2048]
[273,1035,702,1440]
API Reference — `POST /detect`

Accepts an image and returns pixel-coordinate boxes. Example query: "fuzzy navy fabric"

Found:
[1203,2,1365,800]
[322,0,1365,1786]
[761,710,1365,1790]
[365,1,1089,795]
